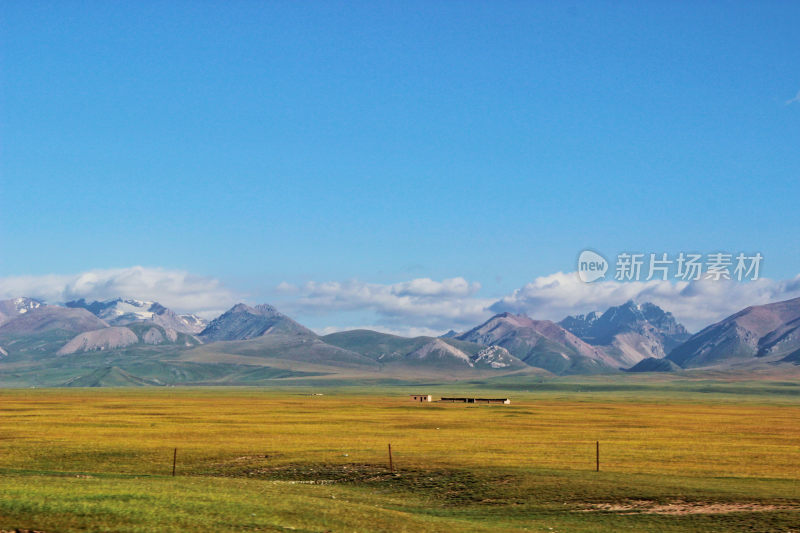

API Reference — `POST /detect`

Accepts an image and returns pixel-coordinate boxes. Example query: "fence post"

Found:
[596,441,599,472]
[172,447,177,477]
[388,443,394,472]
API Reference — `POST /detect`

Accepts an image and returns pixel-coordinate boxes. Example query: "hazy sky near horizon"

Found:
[2,2,799,332]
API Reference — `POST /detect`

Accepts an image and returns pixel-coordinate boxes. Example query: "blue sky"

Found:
[1,2,799,332]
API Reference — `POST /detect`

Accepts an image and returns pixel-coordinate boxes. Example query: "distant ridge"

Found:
[457,312,618,375]
[66,298,206,334]
[63,366,164,387]
[56,322,201,355]
[626,357,681,373]
[199,303,316,342]
[2,293,800,385]
[560,301,690,366]
[668,296,800,368]
[0,306,107,336]
[321,329,527,371]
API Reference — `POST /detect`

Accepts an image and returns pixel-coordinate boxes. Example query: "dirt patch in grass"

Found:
[210,458,800,515]
[579,499,799,515]
[237,462,394,483]
[211,460,523,506]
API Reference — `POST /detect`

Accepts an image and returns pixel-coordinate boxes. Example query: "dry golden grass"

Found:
[1,387,799,479]
[2,386,800,532]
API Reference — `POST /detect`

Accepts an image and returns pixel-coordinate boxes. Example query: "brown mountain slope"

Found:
[668,296,800,368]
[457,312,619,375]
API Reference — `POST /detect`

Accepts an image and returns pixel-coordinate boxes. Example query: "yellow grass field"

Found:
[1,385,800,532]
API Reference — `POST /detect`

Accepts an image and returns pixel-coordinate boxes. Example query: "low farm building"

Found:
[410,394,433,402]
[440,397,511,405]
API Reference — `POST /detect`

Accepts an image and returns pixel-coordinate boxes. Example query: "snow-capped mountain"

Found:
[0,297,45,325]
[179,313,208,332]
[65,298,206,334]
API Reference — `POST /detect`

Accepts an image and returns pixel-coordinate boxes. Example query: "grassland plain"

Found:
[1,381,800,532]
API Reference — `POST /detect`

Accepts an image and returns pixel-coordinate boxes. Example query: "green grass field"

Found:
[2,381,800,532]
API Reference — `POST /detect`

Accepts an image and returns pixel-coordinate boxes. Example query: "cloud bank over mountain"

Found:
[277,277,492,331]
[491,272,800,331]
[3,267,800,333]
[282,273,800,332]
[0,267,238,318]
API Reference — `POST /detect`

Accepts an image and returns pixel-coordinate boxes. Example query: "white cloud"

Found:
[0,266,238,317]
[275,281,299,293]
[491,271,800,331]
[281,277,493,330]
[786,89,800,105]
[391,277,480,298]
[283,272,800,334]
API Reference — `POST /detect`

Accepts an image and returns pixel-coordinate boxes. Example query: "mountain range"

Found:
[559,301,691,366]
[65,298,206,334]
[456,313,618,374]
[1,294,800,386]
